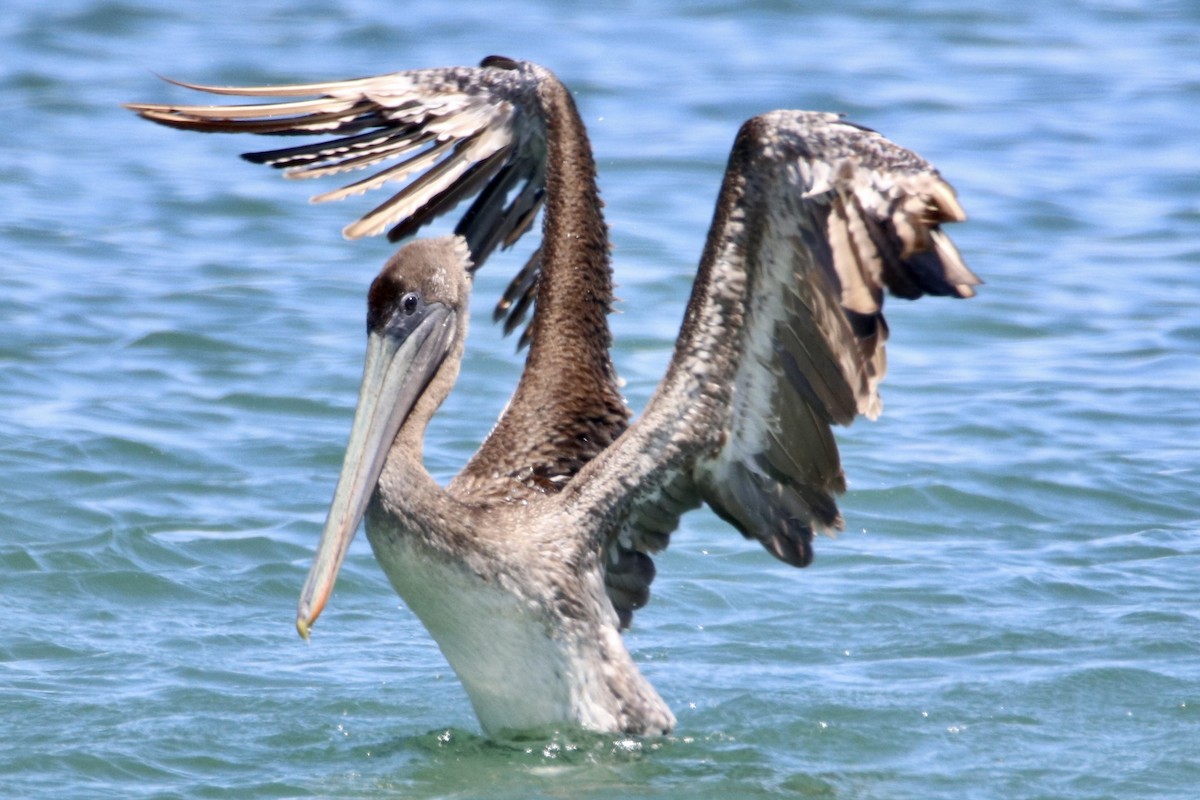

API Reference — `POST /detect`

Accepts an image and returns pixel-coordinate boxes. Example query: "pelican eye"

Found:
[401,292,420,315]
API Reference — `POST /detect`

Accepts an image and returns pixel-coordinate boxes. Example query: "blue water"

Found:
[3,1,1199,797]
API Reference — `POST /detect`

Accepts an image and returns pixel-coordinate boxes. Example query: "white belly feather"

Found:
[365,525,651,736]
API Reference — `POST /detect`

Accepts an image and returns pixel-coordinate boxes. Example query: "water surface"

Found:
[3,1,1198,798]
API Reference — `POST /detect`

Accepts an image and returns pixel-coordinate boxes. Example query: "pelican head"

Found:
[297,236,472,638]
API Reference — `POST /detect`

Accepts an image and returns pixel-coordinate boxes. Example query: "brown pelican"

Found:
[127,57,978,736]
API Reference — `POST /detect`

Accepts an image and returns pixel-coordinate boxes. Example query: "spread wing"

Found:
[127,57,629,503]
[567,111,979,627]
[125,56,548,332]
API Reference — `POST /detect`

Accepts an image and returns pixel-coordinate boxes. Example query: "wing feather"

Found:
[126,61,548,269]
[243,128,430,172]
[567,110,978,624]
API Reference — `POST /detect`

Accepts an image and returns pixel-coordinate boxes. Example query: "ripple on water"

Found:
[4,1,1200,798]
